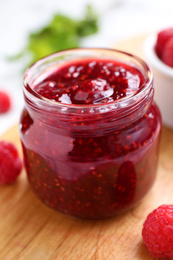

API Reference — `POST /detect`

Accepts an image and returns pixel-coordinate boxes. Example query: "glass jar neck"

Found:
[23,48,154,133]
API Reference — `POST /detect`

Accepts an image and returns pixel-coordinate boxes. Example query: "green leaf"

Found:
[77,5,98,36]
[8,5,99,70]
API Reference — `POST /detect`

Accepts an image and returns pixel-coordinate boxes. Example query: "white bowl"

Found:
[143,34,173,129]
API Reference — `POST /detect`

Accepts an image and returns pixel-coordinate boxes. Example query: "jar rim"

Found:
[23,48,153,115]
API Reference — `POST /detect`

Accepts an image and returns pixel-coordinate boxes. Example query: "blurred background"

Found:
[1,0,173,135]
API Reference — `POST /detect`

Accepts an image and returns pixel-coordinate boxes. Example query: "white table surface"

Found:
[1,0,173,136]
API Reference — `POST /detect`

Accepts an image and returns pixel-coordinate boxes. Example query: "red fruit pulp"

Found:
[20,57,161,219]
[33,59,144,104]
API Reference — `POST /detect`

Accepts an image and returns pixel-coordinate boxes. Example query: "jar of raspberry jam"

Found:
[19,48,161,219]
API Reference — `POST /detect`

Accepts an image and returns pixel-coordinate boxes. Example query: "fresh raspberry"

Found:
[0,141,22,184]
[0,90,11,113]
[142,205,173,259]
[162,38,173,68]
[155,27,173,59]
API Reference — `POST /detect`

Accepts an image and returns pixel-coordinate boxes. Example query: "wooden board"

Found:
[1,36,173,260]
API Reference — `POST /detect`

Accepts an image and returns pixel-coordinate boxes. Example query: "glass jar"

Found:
[19,48,161,219]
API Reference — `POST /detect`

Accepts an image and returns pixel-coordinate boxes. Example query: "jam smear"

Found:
[33,59,144,104]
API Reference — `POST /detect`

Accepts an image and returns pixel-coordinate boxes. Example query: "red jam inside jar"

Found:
[20,49,161,219]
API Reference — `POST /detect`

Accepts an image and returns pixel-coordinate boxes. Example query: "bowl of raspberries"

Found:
[144,27,173,129]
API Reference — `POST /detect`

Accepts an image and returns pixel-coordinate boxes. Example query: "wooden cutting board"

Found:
[1,35,173,260]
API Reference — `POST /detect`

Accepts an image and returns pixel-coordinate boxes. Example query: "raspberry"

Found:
[142,205,173,259]
[0,90,11,113]
[162,38,173,68]
[155,27,173,59]
[0,141,22,184]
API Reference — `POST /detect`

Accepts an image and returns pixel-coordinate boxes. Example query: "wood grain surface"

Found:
[0,35,173,260]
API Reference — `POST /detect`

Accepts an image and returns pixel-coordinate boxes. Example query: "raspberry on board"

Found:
[0,141,22,184]
[0,91,11,113]
[155,27,173,59]
[142,204,173,259]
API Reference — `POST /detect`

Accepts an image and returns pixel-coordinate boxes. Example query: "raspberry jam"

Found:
[33,59,144,104]
[20,49,161,219]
